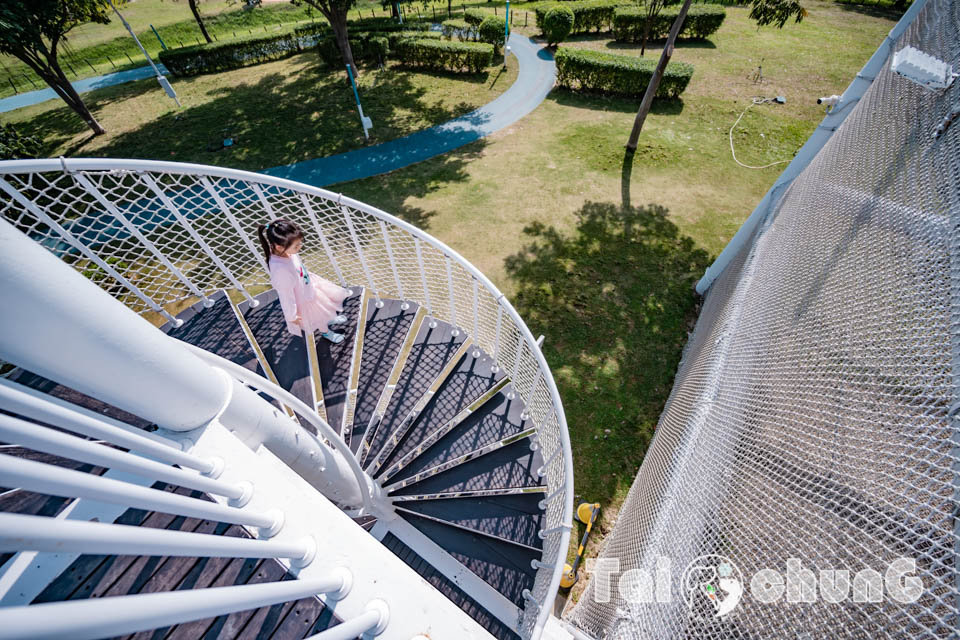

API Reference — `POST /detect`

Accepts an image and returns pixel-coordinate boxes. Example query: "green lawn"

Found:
[6,52,517,170]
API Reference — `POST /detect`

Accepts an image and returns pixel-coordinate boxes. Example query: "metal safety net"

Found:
[566,0,960,637]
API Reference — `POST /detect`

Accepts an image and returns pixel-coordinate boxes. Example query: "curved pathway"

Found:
[262,34,555,188]
[0,65,169,114]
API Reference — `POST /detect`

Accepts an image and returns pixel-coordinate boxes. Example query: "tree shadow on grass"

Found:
[548,88,684,116]
[504,201,710,509]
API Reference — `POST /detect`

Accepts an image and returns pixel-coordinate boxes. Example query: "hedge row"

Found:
[612,5,725,41]
[393,38,493,73]
[346,17,430,32]
[555,46,693,97]
[535,0,625,36]
[159,22,328,77]
[464,8,488,26]
[317,34,389,67]
[385,30,442,48]
[442,19,477,41]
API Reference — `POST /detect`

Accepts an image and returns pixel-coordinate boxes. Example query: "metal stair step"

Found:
[377,350,504,477]
[397,493,545,550]
[387,437,545,496]
[315,289,363,438]
[399,512,539,609]
[364,319,468,475]
[347,299,419,454]
[381,382,528,485]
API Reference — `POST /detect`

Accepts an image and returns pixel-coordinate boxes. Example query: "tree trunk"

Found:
[626,0,691,151]
[27,55,105,136]
[641,17,650,56]
[329,12,358,78]
[391,1,399,18]
[189,0,213,44]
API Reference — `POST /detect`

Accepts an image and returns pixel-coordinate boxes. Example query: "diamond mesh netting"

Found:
[566,0,960,638]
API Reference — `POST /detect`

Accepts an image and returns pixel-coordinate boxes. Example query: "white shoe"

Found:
[328,314,348,326]
[321,331,345,344]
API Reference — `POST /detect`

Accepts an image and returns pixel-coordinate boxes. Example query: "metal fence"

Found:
[566,0,959,637]
[0,157,573,639]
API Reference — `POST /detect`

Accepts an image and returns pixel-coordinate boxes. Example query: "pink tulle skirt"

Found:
[300,278,351,335]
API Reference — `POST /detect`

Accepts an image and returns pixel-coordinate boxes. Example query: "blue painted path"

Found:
[0,64,168,114]
[262,33,555,188]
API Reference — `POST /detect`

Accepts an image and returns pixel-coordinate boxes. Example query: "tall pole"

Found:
[625,0,691,151]
[108,0,181,107]
[504,0,510,68]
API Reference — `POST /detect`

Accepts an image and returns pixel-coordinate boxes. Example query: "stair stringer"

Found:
[166,420,498,640]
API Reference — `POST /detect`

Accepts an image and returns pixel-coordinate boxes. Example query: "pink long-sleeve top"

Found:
[268,254,349,337]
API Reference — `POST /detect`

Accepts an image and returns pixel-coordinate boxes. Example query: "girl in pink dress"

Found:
[256,219,351,343]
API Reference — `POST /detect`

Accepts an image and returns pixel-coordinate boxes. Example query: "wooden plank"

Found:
[267,596,331,640]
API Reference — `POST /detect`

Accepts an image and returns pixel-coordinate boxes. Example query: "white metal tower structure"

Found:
[0,158,574,640]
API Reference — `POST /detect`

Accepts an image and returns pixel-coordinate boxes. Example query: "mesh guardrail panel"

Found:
[566,0,960,637]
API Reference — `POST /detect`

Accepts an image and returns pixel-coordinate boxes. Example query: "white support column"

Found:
[0,177,179,326]
[492,303,503,373]
[471,279,481,358]
[444,255,458,335]
[379,220,405,304]
[341,206,380,306]
[0,454,284,535]
[300,194,347,287]
[304,604,386,640]
[0,575,348,640]
[414,237,433,325]
[0,379,216,473]
[201,176,269,276]
[70,170,212,306]
[140,173,256,306]
[0,513,316,565]
[0,413,247,501]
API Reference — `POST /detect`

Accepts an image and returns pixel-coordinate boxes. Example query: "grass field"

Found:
[4,0,902,605]
[5,53,517,170]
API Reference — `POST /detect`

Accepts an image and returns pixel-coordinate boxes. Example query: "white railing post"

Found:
[414,237,435,327]
[0,575,351,640]
[304,602,388,640]
[200,176,269,276]
[508,333,524,400]
[0,177,180,326]
[0,454,285,536]
[0,413,249,502]
[444,255,459,336]
[0,513,317,566]
[342,205,380,306]
[471,279,481,357]
[379,219,405,307]
[492,303,503,373]
[140,173,257,307]
[70,170,213,307]
[300,194,347,287]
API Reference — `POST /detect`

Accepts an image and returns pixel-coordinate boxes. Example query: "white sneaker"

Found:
[328,314,348,326]
[321,331,345,344]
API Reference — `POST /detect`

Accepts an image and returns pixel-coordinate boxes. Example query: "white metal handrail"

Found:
[181,341,376,515]
[0,157,573,637]
[0,574,350,640]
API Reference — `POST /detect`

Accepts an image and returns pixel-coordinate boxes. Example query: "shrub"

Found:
[348,17,429,32]
[393,38,493,73]
[442,19,477,41]
[536,0,622,36]
[478,16,506,54]
[612,5,725,42]
[385,30,442,49]
[555,46,693,97]
[542,7,575,45]
[464,8,488,26]
[317,34,390,67]
[0,124,41,160]
[159,22,328,77]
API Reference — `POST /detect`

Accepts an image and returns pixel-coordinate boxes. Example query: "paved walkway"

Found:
[262,34,555,188]
[0,64,168,114]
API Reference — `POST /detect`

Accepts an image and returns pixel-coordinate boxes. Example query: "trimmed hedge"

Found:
[555,46,693,97]
[442,19,477,41]
[464,8,488,26]
[479,16,506,53]
[347,17,430,32]
[536,0,624,36]
[385,30,442,48]
[317,34,389,67]
[612,5,725,41]
[159,22,328,77]
[393,38,493,73]
[543,7,575,45]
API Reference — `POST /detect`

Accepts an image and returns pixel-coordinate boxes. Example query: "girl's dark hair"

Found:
[257,219,305,268]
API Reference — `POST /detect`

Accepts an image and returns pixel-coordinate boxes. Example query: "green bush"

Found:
[464,8,488,26]
[348,17,429,32]
[536,0,623,36]
[442,19,477,41]
[479,16,506,54]
[159,22,328,77]
[543,7,575,45]
[393,38,493,73]
[0,124,41,160]
[385,30,443,49]
[317,34,390,67]
[555,46,693,97]
[612,5,725,41]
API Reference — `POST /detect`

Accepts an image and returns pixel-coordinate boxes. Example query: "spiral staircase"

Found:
[0,159,573,640]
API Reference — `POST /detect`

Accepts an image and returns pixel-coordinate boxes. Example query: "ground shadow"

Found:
[548,88,684,116]
[504,201,711,509]
[833,0,906,19]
